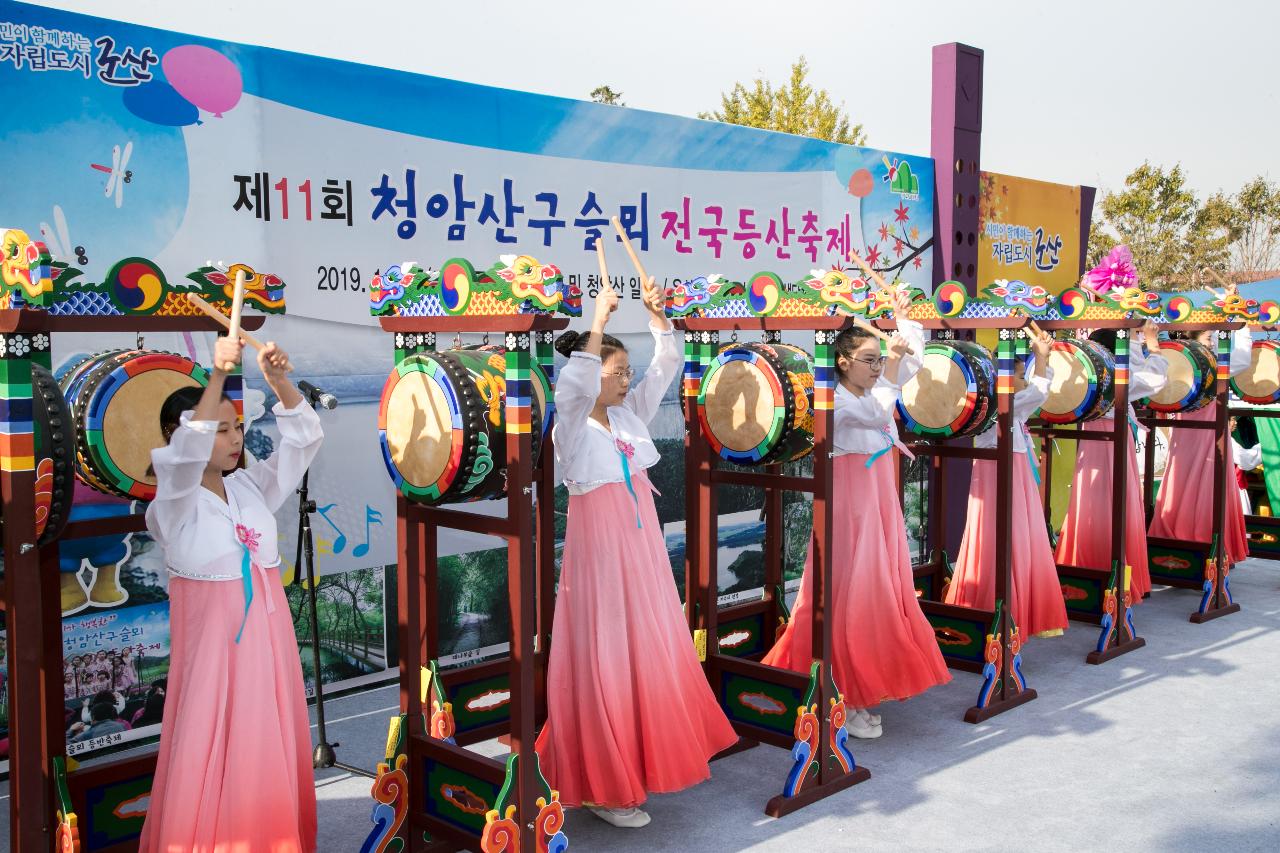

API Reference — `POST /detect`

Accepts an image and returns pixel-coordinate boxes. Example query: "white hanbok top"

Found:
[553,326,680,495]
[832,318,925,458]
[145,400,323,583]
[1110,345,1169,434]
[975,367,1054,452]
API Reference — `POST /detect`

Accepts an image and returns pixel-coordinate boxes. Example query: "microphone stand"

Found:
[295,386,374,778]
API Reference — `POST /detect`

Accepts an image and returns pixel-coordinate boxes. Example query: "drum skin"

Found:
[378,348,547,505]
[1230,340,1280,405]
[60,349,208,500]
[1147,339,1216,414]
[1041,339,1116,424]
[898,340,997,438]
[698,342,814,466]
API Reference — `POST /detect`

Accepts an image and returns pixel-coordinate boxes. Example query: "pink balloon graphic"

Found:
[162,45,243,118]
[847,168,874,198]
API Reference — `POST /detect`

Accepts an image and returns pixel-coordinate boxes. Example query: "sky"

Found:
[25,0,1280,200]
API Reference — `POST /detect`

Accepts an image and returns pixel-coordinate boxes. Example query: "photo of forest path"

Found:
[286,567,387,694]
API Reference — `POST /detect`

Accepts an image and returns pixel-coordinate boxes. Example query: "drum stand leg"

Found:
[297,465,376,779]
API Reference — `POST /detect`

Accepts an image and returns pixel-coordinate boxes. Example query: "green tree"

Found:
[1089,163,1240,290]
[699,57,865,145]
[1230,175,1280,274]
[590,85,625,106]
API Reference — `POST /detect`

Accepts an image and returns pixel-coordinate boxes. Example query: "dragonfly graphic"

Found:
[38,205,88,265]
[90,142,133,209]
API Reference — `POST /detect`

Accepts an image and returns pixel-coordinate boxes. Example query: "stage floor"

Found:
[6,557,1280,851]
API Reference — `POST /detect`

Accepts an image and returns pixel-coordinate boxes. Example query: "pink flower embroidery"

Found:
[614,438,635,460]
[235,524,261,554]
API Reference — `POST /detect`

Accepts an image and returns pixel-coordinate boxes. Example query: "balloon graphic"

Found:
[163,45,243,117]
[847,168,874,198]
[122,81,199,127]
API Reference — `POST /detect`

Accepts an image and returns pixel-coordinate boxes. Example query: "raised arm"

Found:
[1131,322,1169,401]
[1228,324,1255,377]
[624,326,681,424]
[237,343,321,512]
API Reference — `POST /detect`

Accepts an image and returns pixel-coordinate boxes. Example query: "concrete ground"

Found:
[5,558,1280,851]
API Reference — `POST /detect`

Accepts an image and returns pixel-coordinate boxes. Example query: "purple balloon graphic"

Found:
[162,45,243,118]
[122,80,199,127]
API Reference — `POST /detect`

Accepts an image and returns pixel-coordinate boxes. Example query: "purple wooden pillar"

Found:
[1079,185,1097,273]
[931,43,984,559]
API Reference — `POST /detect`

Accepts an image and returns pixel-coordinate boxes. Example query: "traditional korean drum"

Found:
[60,350,208,500]
[1147,339,1216,414]
[3,364,76,545]
[698,342,814,465]
[1040,339,1116,424]
[1230,339,1280,405]
[898,340,997,438]
[378,348,548,504]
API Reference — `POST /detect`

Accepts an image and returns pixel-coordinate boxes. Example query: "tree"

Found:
[1230,176,1280,274]
[590,85,625,106]
[1089,163,1239,291]
[699,57,865,145]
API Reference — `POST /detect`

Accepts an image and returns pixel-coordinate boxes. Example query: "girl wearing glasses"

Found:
[536,281,736,829]
[763,291,948,738]
[946,331,1068,639]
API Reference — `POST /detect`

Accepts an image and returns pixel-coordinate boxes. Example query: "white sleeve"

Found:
[623,327,681,425]
[894,317,927,384]
[1229,325,1255,377]
[835,384,898,431]
[1130,347,1170,401]
[1234,438,1262,471]
[553,351,601,453]
[238,400,324,513]
[143,412,217,547]
[1014,369,1052,419]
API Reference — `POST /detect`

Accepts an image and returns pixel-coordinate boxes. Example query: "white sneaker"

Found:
[846,713,882,739]
[587,806,651,828]
[857,708,882,727]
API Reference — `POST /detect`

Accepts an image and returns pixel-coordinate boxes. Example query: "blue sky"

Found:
[24,0,1277,201]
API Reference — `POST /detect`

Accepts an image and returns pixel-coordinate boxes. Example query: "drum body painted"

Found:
[898,340,997,438]
[698,342,814,466]
[1040,339,1116,424]
[378,348,547,505]
[1230,340,1280,405]
[60,350,209,500]
[5,364,76,545]
[1147,339,1216,414]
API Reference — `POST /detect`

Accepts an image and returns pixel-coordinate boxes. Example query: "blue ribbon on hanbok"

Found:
[1020,424,1042,486]
[1128,414,1140,444]
[234,523,262,644]
[615,438,642,528]
[866,425,914,468]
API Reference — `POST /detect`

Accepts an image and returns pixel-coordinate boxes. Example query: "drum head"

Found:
[902,350,970,430]
[1149,340,1213,412]
[1042,343,1093,422]
[1232,341,1280,404]
[73,351,207,500]
[702,357,781,454]
[382,359,458,494]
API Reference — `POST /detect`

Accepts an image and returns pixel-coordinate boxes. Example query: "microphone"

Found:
[298,380,338,410]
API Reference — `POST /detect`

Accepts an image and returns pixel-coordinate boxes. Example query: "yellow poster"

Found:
[976,172,1084,528]
[977,172,1083,296]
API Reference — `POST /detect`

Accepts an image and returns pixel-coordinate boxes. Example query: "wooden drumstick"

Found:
[1203,266,1235,294]
[850,315,890,343]
[224,268,247,371]
[610,216,651,294]
[186,293,293,371]
[1028,319,1047,339]
[847,248,894,293]
[594,236,613,303]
